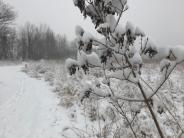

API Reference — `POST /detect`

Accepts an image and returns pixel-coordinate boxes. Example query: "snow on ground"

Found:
[0,65,71,138]
[1,62,184,138]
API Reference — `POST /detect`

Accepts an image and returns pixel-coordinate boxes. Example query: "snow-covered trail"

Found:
[0,65,70,138]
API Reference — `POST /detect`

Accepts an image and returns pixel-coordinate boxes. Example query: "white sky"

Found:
[5,0,184,46]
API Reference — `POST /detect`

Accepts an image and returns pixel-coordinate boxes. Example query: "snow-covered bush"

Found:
[44,71,54,83]
[22,60,49,78]
[23,62,42,79]
[65,0,184,137]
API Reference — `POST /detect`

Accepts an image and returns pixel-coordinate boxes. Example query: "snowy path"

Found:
[0,65,70,138]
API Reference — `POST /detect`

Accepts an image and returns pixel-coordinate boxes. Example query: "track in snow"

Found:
[0,65,70,138]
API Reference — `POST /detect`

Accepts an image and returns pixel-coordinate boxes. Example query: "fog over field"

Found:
[6,0,184,46]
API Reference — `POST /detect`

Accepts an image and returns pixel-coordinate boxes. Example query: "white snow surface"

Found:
[77,51,101,66]
[0,65,71,138]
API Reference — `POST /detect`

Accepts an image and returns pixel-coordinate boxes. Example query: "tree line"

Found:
[0,1,76,60]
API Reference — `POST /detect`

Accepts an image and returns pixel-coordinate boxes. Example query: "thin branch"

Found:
[141,76,184,135]
[148,62,177,99]
[137,81,165,138]
[115,100,138,138]
[113,0,127,32]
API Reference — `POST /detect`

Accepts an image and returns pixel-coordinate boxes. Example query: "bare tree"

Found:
[0,0,16,59]
[0,1,16,31]
[18,23,75,60]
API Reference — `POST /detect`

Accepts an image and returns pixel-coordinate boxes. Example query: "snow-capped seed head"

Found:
[65,58,79,70]
[77,50,101,67]
[126,21,135,34]
[82,32,94,43]
[86,52,101,67]
[114,25,126,37]
[143,38,158,58]
[65,58,79,75]
[170,45,184,63]
[75,25,84,36]
[80,81,94,102]
[97,23,110,34]
[135,26,145,37]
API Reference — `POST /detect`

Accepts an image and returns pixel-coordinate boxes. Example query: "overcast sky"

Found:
[5,0,184,46]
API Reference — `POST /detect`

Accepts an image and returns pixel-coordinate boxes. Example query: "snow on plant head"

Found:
[78,51,101,67]
[114,25,126,36]
[97,23,110,37]
[142,38,158,58]
[82,31,94,43]
[65,58,79,75]
[75,25,84,36]
[80,80,94,102]
[125,21,135,34]
[64,0,184,137]
[75,27,96,54]
[86,52,101,67]
[135,26,145,37]
[170,45,184,63]
[70,0,156,108]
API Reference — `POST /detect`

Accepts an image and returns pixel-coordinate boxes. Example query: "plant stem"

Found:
[137,82,165,138]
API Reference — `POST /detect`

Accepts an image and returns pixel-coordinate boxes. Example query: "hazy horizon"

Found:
[6,0,184,46]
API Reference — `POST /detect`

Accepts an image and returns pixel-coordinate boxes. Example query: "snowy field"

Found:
[0,61,184,138]
[0,64,74,138]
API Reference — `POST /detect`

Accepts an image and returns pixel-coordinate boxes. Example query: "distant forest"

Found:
[0,1,76,60]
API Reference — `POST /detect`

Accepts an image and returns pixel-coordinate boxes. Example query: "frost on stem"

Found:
[160,58,172,73]
[158,45,184,86]
[71,5,158,90]
[67,0,160,101]
[65,0,184,137]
